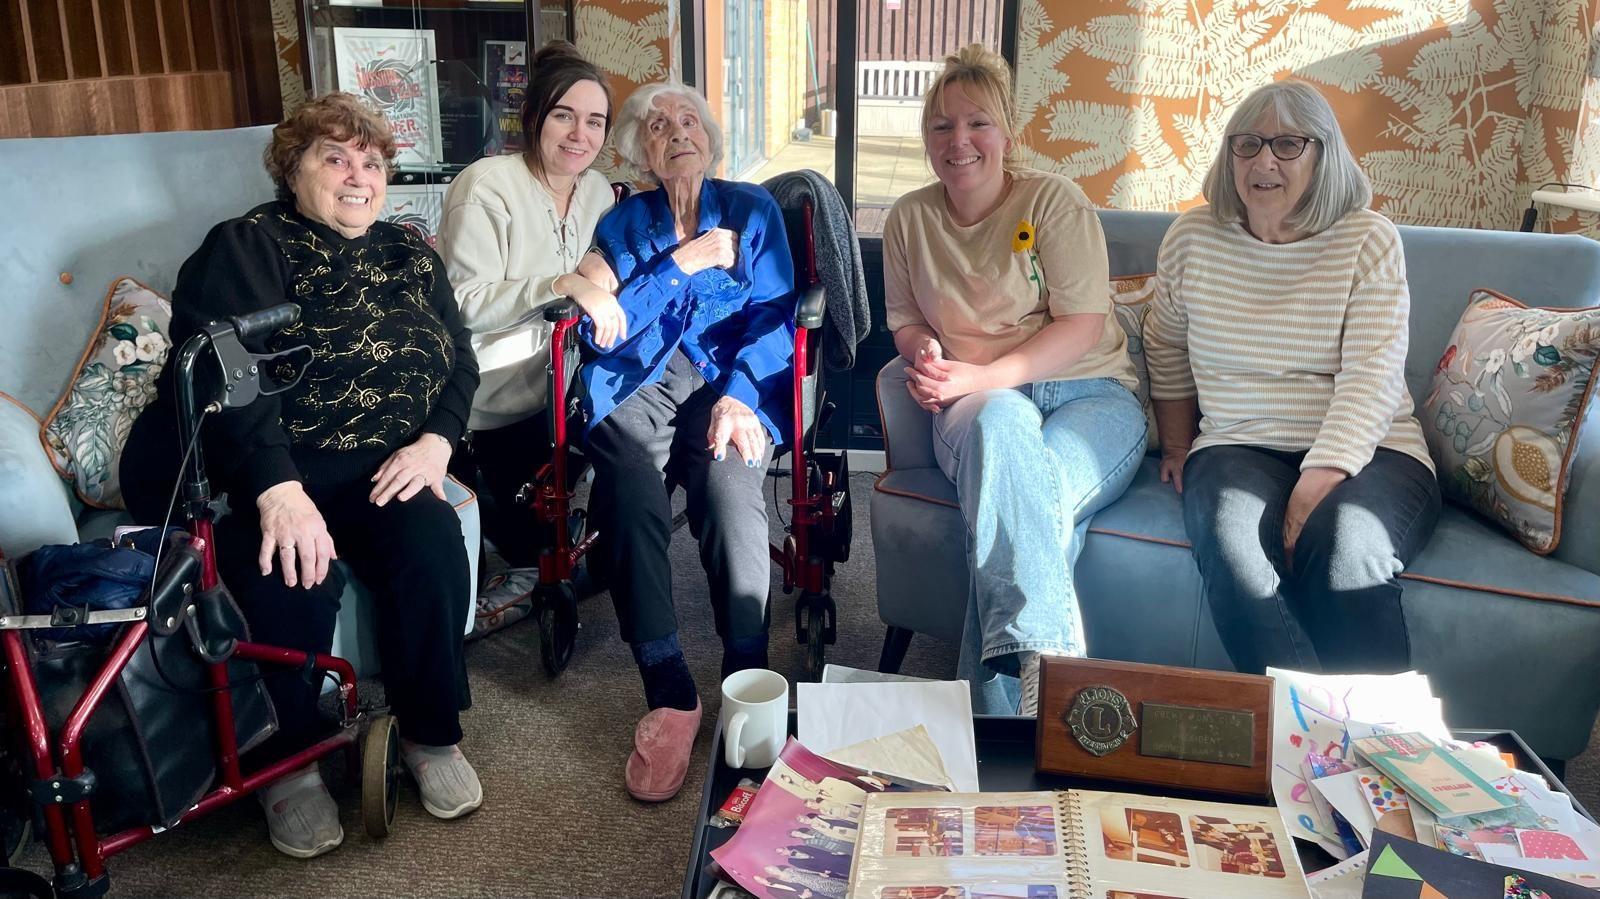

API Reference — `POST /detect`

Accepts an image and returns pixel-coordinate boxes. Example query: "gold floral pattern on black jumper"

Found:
[249,208,455,453]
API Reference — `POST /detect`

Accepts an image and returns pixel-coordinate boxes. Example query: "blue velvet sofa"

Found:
[871,209,1600,761]
[0,126,478,675]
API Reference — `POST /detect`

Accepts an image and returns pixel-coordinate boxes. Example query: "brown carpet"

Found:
[17,472,1600,897]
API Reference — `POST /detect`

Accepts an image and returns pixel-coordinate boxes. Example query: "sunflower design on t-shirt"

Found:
[1013,219,1044,296]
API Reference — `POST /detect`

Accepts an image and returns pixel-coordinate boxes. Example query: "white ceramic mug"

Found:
[721,668,789,769]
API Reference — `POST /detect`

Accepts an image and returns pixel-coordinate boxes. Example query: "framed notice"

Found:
[382,183,445,248]
[483,39,528,155]
[333,27,444,168]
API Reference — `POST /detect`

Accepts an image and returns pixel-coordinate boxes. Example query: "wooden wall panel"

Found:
[62,0,105,79]
[129,0,163,75]
[157,0,193,72]
[0,2,28,85]
[0,0,288,138]
[0,72,237,137]
[22,0,70,82]
[98,0,133,77]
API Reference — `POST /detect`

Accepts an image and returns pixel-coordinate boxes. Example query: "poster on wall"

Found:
[382,183,445,248]
[483,39,528,155]
[333,27,444,169]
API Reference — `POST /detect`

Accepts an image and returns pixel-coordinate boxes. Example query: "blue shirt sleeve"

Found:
[581,203,691,354]
[722,194,797,419]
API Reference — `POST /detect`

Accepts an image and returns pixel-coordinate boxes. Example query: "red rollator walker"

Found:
[520,193,854,682]
[0,304,400,898]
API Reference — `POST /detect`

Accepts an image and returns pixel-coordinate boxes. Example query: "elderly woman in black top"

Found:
[122,93,481,859]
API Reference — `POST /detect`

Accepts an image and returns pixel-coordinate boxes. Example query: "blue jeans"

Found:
[1182,445,1441,675]
[932,378,1147,714]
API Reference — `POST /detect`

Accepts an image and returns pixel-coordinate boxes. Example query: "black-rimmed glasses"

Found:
[1228,133,1320,161]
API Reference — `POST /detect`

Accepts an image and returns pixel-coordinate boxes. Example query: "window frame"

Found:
[678,0,1021,235]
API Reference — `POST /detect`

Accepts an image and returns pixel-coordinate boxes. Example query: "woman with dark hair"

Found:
[121,92,481,858]
[438,41,619,568]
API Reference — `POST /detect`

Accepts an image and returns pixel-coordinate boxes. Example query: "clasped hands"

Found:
[568,229,737,350]
[256,433,451,588]
[903,337,988,413]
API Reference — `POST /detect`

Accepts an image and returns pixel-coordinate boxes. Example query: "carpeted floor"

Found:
[18,472,1600,897]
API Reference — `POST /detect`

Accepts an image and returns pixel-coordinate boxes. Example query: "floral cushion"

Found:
[1111,273,1160,450]
[41,278,172,509]
[1421,289,1600,554]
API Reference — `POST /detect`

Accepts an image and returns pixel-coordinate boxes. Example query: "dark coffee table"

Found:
[682,714,1592,899]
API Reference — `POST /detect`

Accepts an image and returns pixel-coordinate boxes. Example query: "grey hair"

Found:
[1201,80,1372,236]
[612,82,724,184]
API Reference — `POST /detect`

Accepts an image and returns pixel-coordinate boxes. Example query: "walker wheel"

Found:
[537,583,579,678]
[361,714,401,839]
[800,600,829,683]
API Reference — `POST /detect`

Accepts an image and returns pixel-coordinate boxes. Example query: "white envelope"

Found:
[796,680,980,792]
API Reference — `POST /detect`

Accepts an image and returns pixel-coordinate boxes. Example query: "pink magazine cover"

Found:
[710,737,901,899]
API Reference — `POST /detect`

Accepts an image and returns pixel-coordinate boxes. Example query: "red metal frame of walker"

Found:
[527,197,842,625]
[1,319,367,897]
[2,529,364,898]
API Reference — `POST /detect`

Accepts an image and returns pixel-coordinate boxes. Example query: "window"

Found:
[693,0,1009,235]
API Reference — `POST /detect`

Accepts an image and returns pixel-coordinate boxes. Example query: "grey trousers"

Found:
[585,352,774,645]
[1182,445,1440,675]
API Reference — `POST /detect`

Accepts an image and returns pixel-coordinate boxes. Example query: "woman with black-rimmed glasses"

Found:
[1144,80,1440,675]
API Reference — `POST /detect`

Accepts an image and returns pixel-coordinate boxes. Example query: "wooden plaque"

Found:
[1034,657,1274,797]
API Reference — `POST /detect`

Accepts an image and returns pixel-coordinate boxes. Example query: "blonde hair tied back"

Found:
[920,43,1019,170]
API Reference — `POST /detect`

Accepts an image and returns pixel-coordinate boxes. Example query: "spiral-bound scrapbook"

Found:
[845,789,1310,899]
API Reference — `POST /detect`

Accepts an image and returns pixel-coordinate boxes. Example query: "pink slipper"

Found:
[625,701,702,802]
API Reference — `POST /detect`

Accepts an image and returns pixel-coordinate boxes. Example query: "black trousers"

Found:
[213,479,471,749]
[121,414,471,750]
[452,409,555,569]
[585,352,773,646]
[1183,445,1441,675]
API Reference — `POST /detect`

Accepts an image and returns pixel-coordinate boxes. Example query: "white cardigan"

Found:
[438,154,614,430]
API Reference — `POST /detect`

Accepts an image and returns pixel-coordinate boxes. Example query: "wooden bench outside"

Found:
[857,61,943,135]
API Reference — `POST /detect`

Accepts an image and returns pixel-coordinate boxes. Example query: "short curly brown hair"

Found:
[264,92,398,201]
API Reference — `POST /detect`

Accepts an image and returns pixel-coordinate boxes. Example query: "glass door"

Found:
[722,0,766,178]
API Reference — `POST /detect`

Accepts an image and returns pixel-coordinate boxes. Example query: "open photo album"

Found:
[846,789,1310,899]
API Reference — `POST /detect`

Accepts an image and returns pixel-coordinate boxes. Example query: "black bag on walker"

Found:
[17,537,277,834]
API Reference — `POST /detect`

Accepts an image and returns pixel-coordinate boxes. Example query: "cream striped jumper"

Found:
[1143,206,1434,477]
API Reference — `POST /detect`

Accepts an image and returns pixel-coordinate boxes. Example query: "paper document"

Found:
[796,680,979,791]
[1266,667,1449,846]
[1306,849,1368,899]
[821,724,955,791]
[819,663,934,684]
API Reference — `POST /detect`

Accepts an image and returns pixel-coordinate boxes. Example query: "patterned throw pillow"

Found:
[41,278,173,509]
[1111,274,1160,450]
[1421,289,1600,554]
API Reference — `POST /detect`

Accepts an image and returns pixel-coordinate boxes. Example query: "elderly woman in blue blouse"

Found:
[560,82,795,803]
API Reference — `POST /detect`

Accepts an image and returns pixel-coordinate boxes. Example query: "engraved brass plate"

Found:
[1066,685,1138,757]
[1139,702,1255,767]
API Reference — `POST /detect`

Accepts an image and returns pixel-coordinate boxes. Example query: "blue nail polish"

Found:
[746,458,757,468]
[714,451,724,461]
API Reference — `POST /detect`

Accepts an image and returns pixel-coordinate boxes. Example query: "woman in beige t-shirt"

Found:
[884,45,1145,716]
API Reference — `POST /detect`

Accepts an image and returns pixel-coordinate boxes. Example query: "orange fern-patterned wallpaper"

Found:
[1017,0,1600,237]
[576,0,681,181]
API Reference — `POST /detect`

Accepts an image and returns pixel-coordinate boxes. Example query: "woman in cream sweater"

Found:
[439,42,618,566]
[1145,81,1440,675]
